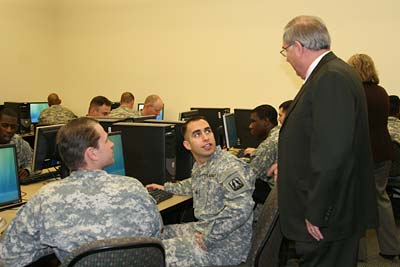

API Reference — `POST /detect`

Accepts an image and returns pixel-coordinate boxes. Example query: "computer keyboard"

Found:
[148,189,173,204]
[20,171,59,185]
[236,148,246,158]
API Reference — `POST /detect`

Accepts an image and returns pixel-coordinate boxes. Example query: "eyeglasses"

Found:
[0,122,18,130]
[280,44,293,57]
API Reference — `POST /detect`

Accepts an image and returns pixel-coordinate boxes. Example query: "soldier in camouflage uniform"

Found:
[243,105,279,188]
[147,117,254,267]
[38,93,77,125]
[0,117,163,267]
[109,92,141,118]
[248,126,279,187]
[0,108,33,178]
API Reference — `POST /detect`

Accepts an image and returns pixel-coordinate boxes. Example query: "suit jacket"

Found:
[278,52,378,242]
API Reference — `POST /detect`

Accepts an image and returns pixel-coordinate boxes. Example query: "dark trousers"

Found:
[295,231,361,267]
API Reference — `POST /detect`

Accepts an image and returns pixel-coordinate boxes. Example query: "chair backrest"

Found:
[246,186,282,267]
[60,237,165,267]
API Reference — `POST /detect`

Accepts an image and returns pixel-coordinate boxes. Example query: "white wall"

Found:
[1,0,400,120]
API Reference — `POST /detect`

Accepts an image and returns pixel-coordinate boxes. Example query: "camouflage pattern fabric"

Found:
[38,105,77,125]
[163,146,255,267]
[10,134,33,175]
[109,106,140,118]
[388,116,400,144]
[0,169,163,267]
[248,125,280,187]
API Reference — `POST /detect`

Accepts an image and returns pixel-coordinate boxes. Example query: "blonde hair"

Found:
[347,54,379,83]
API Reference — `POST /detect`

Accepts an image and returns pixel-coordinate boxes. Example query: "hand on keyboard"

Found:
[148,189,173,204]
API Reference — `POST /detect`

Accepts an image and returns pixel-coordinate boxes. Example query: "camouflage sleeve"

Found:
[15,137,33,174]
[249,130,278,184]
[199,169,254,249]
[0,198,53,267]
[164,178,193,196]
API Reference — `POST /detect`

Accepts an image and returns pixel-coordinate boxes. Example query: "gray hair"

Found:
[283,15,331,51]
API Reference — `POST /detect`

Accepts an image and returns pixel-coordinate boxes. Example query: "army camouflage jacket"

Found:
[38,105,77,125]
[164,146,255,262]
[249,125,280,187]
[0,170,163,267]
[10,134,33,175]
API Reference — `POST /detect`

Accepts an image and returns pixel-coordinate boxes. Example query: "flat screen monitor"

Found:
[138,103,164,120]
[111,102,120,110]
[132,115,157,122]
[190,107,230,145]
[223,113,239,149]
[32,124,64,172]
[30,102,49,124]
[103,131,125,176]
[234,109,262,148]
[178,110,199,121]
[0,144,22,208]
[87,116,130,133]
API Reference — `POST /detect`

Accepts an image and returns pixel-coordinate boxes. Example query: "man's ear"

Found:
[85,146,99,162]
[183,140,191,151]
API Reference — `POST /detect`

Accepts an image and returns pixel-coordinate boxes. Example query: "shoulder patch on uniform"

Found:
[228,177,244,191]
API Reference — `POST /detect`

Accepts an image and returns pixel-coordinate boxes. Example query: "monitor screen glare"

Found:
[0,145,21,206]
[104,132,126,176]
[30,102,49,123]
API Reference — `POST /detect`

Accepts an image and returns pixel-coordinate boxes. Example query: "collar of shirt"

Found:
[304,50,331,82]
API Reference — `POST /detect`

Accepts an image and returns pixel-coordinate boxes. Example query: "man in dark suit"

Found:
[276,15,378,266]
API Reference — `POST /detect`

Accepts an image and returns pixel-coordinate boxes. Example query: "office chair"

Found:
[60,237,166,267]
[208,186,283,267]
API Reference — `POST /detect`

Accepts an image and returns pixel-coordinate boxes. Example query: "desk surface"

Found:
[0,179,192,234]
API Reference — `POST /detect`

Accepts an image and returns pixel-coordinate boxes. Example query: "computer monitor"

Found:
[223,113,239,149]
[103,131,125,176]
[0,144,23,208]
[30,102,49,124]
[111,102,120,110]
[178,110,199,121]
[132,115,157,122]
[138,103,164,120]
[190,107,230,145]
[87,116,130,133]
[234,109,262,148]
[32,124,64,172]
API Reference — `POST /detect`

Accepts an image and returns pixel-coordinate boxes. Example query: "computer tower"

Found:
[111,122,176,185]
[4,102,31,134]
[145,119,193,179]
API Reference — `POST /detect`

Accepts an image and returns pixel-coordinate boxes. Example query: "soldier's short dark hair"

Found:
[57,117,100,171]
[120,92,135,104]
[0,108,18,120]
[251,105,278,126]
[181,116,210,138]
[279,100,293,113]
[89,96,112,110]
